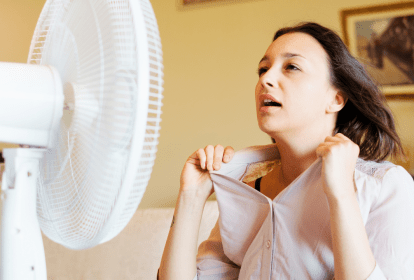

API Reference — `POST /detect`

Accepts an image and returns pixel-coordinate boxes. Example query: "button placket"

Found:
[261,229,272,279]
[261,202,274,280]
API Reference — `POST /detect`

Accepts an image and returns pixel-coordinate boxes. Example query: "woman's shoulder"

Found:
[354,159,413,220]
[355,158,400,182]
[355,158,414,199]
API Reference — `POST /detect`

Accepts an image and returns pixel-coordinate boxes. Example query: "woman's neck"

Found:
[272,129,330,187]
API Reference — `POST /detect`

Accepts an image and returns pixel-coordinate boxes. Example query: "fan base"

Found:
[0,148,47,280]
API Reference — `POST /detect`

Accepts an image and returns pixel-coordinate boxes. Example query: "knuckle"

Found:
[226,147,235,160]
[224,146,235,156]
[205,146,214,157]
[215,144,224,150]
[197,149,206,158]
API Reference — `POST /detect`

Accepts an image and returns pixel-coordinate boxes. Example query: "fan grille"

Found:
[29,0,163,249]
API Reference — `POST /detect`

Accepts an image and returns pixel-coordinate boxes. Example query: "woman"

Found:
[159,22,414,279]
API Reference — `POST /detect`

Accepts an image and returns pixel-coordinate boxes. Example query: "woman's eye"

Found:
[257,67,268,76]
[286,64,299,71]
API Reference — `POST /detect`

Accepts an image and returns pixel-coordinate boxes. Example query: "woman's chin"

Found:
[258,122,284,136]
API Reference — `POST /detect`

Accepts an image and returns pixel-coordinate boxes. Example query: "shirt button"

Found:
[266,240,271,248]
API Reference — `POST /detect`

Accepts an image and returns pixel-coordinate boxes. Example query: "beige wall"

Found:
[1,0,413,209]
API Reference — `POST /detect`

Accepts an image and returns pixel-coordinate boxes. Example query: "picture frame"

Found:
[177,0,262,10]
[341,2,414,96]
[181,0,241,5]
[182,0,216,4]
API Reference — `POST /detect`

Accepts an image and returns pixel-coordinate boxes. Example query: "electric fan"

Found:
[0,0,163,279]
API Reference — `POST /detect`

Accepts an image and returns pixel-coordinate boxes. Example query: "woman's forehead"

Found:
[264,32,328,64]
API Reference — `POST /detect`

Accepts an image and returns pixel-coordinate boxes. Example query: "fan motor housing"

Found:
[0,62,63,148]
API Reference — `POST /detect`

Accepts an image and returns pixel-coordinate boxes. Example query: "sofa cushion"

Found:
[43,200,219,280]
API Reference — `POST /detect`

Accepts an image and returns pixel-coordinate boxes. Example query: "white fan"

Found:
[0,0,163,279]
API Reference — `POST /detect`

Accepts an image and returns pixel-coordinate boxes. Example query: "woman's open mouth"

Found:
[263,99,282,107]
[259,95,282,112]
[260,102,282,112]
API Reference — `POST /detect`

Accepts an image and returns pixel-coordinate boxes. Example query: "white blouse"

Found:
[194,144,414,279]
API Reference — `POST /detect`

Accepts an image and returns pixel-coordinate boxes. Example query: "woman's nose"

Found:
[261,70,277,89]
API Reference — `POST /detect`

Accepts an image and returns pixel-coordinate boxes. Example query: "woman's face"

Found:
[255,32,340,139]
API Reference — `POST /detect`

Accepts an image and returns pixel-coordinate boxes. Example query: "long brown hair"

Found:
[270,22,404,162]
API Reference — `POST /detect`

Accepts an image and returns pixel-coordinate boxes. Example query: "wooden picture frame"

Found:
[183,0,215,4]
[341,2,414,96]
[178,0,261,10]
[182,0,243,5]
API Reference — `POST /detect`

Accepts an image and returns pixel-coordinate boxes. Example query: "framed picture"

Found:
[183,0,216,4]
[341,2,414,96]
[178,0,259,9]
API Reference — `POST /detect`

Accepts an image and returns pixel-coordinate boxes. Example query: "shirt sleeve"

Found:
[365,166,414,279]
[196,218,240,280]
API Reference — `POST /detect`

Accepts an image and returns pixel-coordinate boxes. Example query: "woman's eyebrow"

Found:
[258,53,306,65]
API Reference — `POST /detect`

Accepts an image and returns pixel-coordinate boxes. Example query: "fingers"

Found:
[213,145,224,170]
[223,146,235,163]
[334,133,348,140]
[315,143,331,158]
[325,133,350,143]
[194,145,234,171]
[317,133,359,159]
[205,145,214,170]
[317,135,345,158]
[324,134,344,143]
[196,148,207,169]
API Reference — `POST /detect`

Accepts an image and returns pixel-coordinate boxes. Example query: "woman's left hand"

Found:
[316,133,360,201]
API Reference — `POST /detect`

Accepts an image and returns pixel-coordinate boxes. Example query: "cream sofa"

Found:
[43,200,219,280]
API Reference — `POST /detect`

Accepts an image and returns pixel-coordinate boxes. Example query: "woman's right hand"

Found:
[180,145,235,201]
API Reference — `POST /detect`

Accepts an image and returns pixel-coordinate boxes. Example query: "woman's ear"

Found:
[326,91,347,113]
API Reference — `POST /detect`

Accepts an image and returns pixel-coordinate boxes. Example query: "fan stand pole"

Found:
[0,148,47,280]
